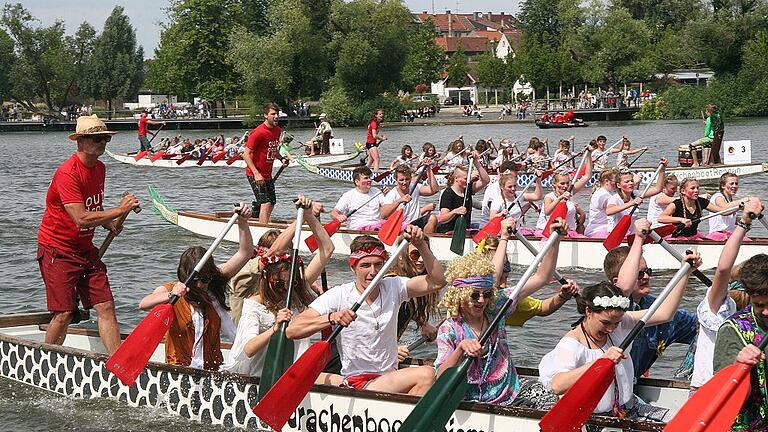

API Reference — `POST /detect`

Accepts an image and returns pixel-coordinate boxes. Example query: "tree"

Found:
[0,29,14,104]
[475,53,506,103]
[445,46,469,104]
[402,19,445,91]
[60,23,96,111]
[0,3,82,114]
[82,7,142,119]
[518,0,563,46]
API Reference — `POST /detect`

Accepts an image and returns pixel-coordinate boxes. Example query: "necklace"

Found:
[467,314,487,339]
[365,291,383,331]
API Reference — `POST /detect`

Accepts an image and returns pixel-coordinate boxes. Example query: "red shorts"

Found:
[37,243,113,312]
[340,373,382,390]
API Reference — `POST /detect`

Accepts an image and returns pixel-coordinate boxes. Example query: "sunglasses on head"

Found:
[638,268,653,280]
[470,290,493,301]
[408,250,422,261]
[88,135,112,143]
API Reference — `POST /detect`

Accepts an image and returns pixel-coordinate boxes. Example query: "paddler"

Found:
[138,109,166,152]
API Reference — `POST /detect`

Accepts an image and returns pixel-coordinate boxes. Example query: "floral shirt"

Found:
[434,288,520,405]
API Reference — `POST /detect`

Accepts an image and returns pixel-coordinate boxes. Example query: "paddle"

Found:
[373,157,417,182]
[450,155,474,255]
[106,209,241,386]
[627,148,647,168]
[543,149,589,237]
[511,227,568,285]
[663,329,768,432]
[304,188,386,252]
[253,240,411,431]
[196,143,215,166]
[433,147,470,173]
[472,151,584,243]
[539,258,695,432]
[603,162,664,250]
[226,153,242,165]
[590,137,624,168]
[134,124,165,161]
[175,150,194,165]
[98,193,142,258]
[379,165,430,245]
[400,231,563,432]
[258,205,304,399]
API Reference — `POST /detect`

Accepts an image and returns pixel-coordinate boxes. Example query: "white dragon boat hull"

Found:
[0,312,689,431]
[149,188,768,270]
[317,162,768,188]
[106,148,361,169]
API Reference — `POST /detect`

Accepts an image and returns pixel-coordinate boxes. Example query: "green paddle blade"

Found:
[450,215,467,255]
[257,325,294,399]
[399,359,471,431]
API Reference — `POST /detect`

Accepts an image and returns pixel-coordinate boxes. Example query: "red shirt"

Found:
[366,119,379,144]
[38,154,106,252]
[245,122,281,179]
[138,113,148,136]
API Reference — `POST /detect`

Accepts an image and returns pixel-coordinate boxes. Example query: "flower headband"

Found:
[592,295,630,309]
[253,246,300,269]
[349,246,388,267]
[452,275,495,290]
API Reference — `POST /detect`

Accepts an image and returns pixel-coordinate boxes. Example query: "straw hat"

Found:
[319,113,327,119]
[68,115,117,141]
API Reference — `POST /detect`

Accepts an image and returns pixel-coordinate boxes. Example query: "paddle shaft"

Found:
[481,231,560,346]
[147,123,165,149]
[618,261,692,351]
[346,188,385,219]
[282,207,305,331]
[648,230,712,286]
[659,204,743,234]
[627,163,664,218]
[272,159,289,181]
[170,212,240,305]
[460,155,475,218]
[98,205,141,259]
[326,241,410,342]
[591,138,624,164]
[627,148,647,167]
[407,335,429,352]
[512,228,568,285]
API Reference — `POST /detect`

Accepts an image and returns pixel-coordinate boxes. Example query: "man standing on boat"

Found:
[138,109,166,152]
[37,115,141,354]
[244,103,284,223]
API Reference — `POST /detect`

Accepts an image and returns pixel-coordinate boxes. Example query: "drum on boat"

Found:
[678,143,702,167]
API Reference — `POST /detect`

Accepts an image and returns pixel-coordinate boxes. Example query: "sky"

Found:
[18,0,520,58]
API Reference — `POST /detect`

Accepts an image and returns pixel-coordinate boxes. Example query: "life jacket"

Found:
[163,282,223,370]
[724,307,768,431]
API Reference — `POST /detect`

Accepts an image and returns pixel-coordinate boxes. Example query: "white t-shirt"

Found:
[536,192,576,230]
[382,185,422,224]
[616,151,628,169]
[479,181,502,227]
[220,298,311,376]
[585,188,615,236]
[708,192,736,233]
[189,299,237,369]
[539,315,637,414]
[552,150,573,169]
[646,194,668,228]
[309,277,409,377]
[489,192,524,222]
[690,287,737,388]
[592,149,607,171]
[608,192,637,235]
[334,188,384,230]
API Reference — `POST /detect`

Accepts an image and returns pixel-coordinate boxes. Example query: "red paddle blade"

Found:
[134,150,149,161]
[149,151,165,162]
[603,215,631,250]
[176,154,192,165]
[540,358,616,432]
[654,224,677,239]
[226,154,241,165]
[253,341,331,431]
[211,152,226,163]
[373,170,392,182]
[473,215,502,244]
[106,304,174,386]
[305,219,341,252]
[196,149,210,165]
[543,202,567,237]
[663,363,751,432]
[378,208,404,245]
[575,163,587,180]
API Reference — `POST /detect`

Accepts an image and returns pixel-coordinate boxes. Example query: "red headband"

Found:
[349,246,388,268]
[254,246,300,269]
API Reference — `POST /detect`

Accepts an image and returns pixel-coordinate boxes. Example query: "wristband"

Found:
[735,219,752,232]
[328,312,337,326]
[558,293,571,301]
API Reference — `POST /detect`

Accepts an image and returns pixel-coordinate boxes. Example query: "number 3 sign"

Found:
[724,140,751,165]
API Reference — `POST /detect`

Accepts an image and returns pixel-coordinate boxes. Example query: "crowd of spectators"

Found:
[400,105,438,122]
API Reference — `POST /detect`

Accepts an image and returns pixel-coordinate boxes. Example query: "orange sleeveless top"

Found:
[163,282,223,370]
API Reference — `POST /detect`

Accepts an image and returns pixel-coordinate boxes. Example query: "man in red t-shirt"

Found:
[138,109,166,152]
[365,109,387,171]
[244,102,284,223]
[38,115,141,354]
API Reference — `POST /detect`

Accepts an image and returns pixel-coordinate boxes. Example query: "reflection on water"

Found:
[1,119,767,430]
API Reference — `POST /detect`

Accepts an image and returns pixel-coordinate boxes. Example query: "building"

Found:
[123,90,178,110]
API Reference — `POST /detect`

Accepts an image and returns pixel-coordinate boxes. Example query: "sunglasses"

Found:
[470,291,494,301]
[88,135,112,143]
[196,275,213,284]
[408,250,422,261]
[637,268,653,280]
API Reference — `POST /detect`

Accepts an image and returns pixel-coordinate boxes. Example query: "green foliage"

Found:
[81,7,143,117]
[446,47,469,88]
[0,28,15,101]
[518,0,563,44]
[319,83,404,126]
[475,53,505,89]
[402,19,444,91]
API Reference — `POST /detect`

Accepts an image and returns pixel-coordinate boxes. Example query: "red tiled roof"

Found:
[471,30,502,42]
[418,13,475,33]
[435,36,492,53]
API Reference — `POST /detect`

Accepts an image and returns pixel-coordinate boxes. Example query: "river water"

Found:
[2,118,768,431]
